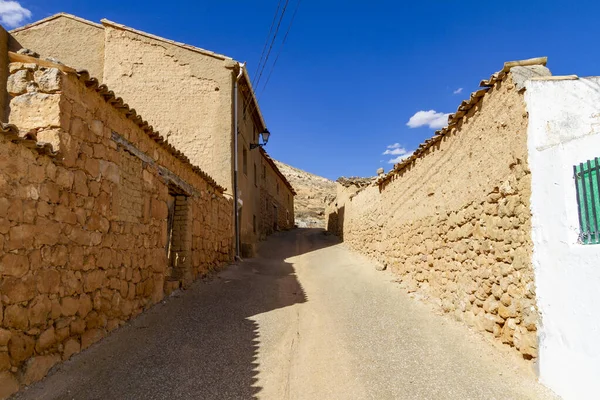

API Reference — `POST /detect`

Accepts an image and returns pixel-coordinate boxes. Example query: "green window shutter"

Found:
[574,157,600,244]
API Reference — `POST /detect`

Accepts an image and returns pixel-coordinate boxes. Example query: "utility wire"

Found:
[259,0,302,98]
[254,0,290,89]
[243,0,301,128]
[252,0,284,88]
[244,0,290,119]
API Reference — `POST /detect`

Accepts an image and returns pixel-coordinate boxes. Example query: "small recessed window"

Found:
[277,182,279,194]
[243,148,248,176]
[253,214,257,233]
[574,157,600,244]
[254,163,258,187]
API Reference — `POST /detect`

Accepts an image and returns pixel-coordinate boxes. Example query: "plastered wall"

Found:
[102,23,235,193]
[9,15,105,81]
[526,77,600,400]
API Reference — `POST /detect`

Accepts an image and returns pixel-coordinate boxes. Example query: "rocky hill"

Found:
[274,160,336,228]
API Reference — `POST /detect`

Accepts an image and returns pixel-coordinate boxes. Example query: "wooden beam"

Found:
[8,51,77,74]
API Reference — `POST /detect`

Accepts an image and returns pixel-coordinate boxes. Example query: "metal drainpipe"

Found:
[234,62,245,260]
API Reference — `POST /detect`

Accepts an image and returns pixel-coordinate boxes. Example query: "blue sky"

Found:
[3,0,600,180]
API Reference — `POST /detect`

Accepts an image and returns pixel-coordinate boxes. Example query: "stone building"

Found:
[9,13,296,256]
[326,58,600,400]
[0,41,234,396]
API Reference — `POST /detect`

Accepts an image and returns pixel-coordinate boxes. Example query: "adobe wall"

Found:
[327,74,538,359]
[235,85,295,252]
[9,16,105,81]
[0,61,232,396]
[259,151,295,239]
[102,24,235,193]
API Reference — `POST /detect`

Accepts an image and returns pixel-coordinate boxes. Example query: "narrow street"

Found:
[14,229,557,400]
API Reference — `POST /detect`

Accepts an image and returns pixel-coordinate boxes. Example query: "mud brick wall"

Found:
[0,61,232,395]
[327,74,538,359]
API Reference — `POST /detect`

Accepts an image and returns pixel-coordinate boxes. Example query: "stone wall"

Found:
[9,14,106,81]
[102,22,236,193]
[0,26,8,122]
[327,73,538,359]
[7,13,297,257]
[0,60,232,396]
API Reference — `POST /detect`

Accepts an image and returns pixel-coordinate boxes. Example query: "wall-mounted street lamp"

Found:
[250,129,271,150]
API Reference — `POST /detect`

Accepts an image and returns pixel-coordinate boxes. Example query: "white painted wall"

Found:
[526,77,600,400]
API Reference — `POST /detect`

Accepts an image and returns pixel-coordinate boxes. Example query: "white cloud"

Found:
[406,110,450,129]
[0,0,31,28]
[382,143,413,164]
[382,143,407,155]
[388,151,414,164]
[453,87,463,94]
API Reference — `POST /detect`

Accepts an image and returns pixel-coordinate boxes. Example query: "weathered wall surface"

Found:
[102,23,235,193]
[328,74,538,359]
[526,77,600,400]
[9,15,105,81]
[6,14,296,257]
[0,62,232,396]
[259,150,295,239]
[0,26,8,122]
[234,84,295,253]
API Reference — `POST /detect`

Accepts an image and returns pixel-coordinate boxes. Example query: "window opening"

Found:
[574,157,600,244]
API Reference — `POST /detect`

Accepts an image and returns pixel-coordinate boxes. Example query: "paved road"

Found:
[14,229,558,400]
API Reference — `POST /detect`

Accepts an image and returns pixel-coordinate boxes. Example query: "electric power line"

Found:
[253,0,290,89]
[243,0,302,125]
[259,0,303,98]
[252,0,284,88]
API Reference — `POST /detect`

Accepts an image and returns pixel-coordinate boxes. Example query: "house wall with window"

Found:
[9,13,295,257]
[259,150,295,239]
[525,76,600,400]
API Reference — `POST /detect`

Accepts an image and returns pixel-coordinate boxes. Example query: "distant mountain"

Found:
[273,160,336,228]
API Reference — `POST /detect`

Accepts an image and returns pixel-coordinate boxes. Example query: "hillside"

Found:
[274,160,336,228]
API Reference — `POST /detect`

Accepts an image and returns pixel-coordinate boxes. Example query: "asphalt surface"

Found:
[14,229,559,400]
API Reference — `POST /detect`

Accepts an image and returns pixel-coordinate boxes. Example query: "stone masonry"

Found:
[327,61,551,360]
[0,57,232,397]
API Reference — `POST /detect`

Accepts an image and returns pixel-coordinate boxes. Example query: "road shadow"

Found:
[326,205,345,240]
[12,228,336,400]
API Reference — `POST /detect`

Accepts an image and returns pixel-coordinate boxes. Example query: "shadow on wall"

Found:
[327,205,345,240]
[12,229,336,400]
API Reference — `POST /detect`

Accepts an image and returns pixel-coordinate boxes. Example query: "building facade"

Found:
[0,53,233,396]
[9,13,296,256]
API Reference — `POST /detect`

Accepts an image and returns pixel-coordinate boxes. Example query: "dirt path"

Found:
[13,229,558,400]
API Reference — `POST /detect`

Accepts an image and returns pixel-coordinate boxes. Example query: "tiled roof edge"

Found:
[376,57,548,187]
[0,122,59,157]
[259,148,297,196]
[7,51,226,193]
[73,69,227,192]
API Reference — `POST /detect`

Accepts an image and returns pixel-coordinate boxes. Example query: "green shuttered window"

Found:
[574,158,600,244]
